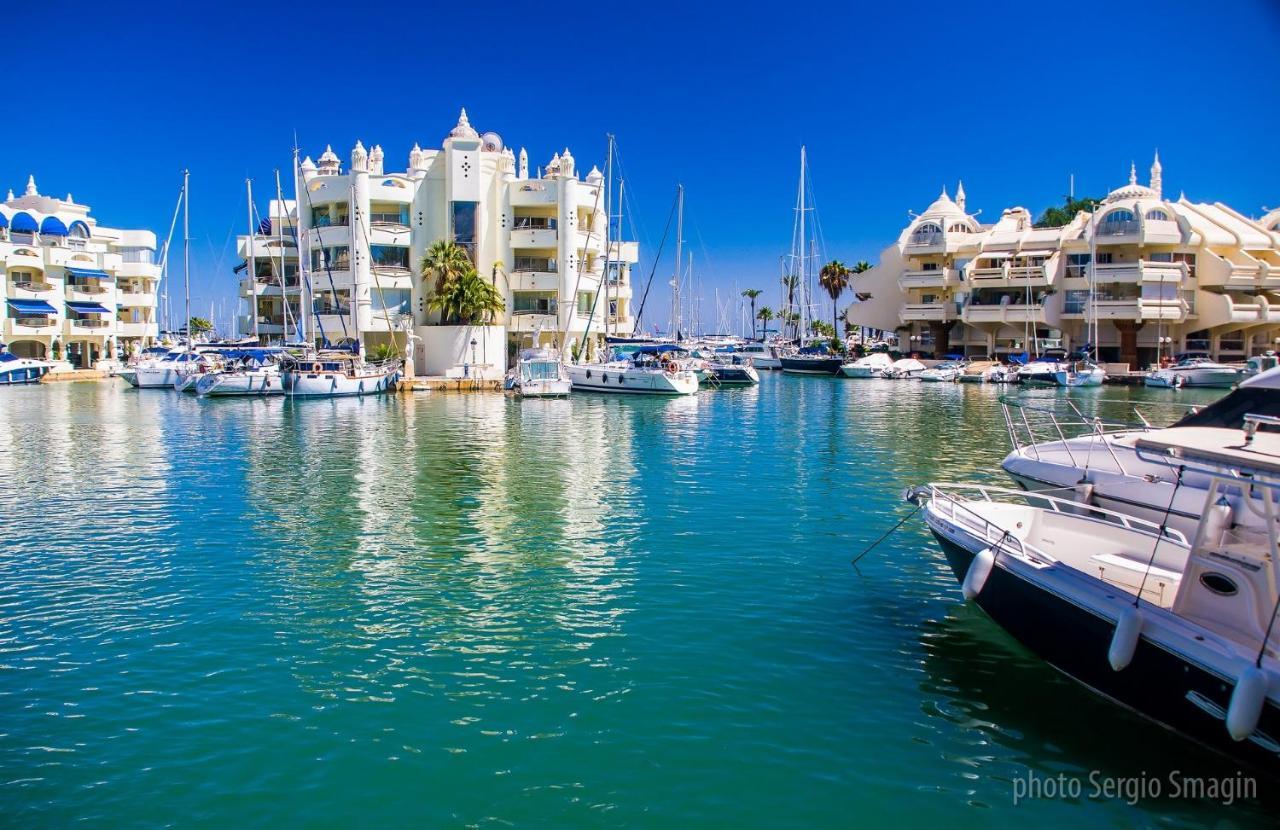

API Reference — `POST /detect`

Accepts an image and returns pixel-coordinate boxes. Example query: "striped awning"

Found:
[7,298,57,315]
[66,300,111,314]
[66,267,111,280]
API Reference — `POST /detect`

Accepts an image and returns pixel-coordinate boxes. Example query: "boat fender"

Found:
[1074,479,1095,504]
[1203,499,1232,544]
[1108,606,1144,671]
[962,547,996,601]
[1227,665,1269,741]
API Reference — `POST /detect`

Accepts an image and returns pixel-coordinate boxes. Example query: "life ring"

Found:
[663,360,679,374]
[312,362,322,373]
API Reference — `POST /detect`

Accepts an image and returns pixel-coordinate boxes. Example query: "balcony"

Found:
[118,290,156,307]
[66,284,111,301]
[6,316,57,335]
[66,317,112,332]
[899,302,956,322]
[905,231,944,253]
[962,303,1047,325]
[510,227,558,249]
[5,249,44,271]
[116,321,156,337]
[510,181,557,207]
[967,263,1051,285]
[898,268,956,290]
[8,279,58,300]
[509,310,559,333]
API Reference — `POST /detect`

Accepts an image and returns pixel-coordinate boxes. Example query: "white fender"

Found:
[1227,666,1269,741]
[962,547,996,601]
[1108,606,1144,671]
[1074,480,1095,504]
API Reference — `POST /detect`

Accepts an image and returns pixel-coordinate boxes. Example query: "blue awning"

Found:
[10,212,37,233]
[66,300,111,314]
[40,216,68,236]
[66,267,111,280]
[0,213,8,229]
[7,298,57,315]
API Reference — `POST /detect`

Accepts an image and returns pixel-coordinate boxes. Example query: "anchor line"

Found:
[851,503,922,567]
[1134,464,1185,608]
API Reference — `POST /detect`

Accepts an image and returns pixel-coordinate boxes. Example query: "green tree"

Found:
[756,306,774,335]
[781,274,800,339]
[421,240,474,296]
[368,342,400,362]
[741,288,763,339]
[1036,196,1100,228]
[188,316,213,334]
[428,268,505,325]
[818,260,851,341]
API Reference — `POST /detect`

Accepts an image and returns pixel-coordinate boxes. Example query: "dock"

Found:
[396,377,502,393]
[41,370,112,383]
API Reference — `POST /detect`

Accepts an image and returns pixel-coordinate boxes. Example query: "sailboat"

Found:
[779,147,842,376]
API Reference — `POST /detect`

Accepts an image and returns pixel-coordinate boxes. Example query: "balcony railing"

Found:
[70,317,111,328]
[311,215,350,228]
[12,281,55,292]
[512,302,559,316]
[513,258,557,273]
[67,284,108,295]
[512,217,557,230]
[906,232,943,247]
[1097,220,1140,237]
[14,316,55,327]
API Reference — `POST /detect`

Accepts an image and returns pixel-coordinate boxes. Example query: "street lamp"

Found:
[469,337,478,378]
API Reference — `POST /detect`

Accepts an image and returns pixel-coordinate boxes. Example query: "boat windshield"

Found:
[521,360,559,381]
[1174,386,1280,430]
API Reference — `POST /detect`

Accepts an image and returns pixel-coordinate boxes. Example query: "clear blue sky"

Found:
[9,0,1280,332]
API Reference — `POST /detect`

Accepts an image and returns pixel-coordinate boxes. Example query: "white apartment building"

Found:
[2,177,161,367]
[847,155,1280,367]
[235,109,639,376]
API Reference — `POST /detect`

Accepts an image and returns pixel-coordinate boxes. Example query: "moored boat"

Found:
[839,351,893,378]
[280,351,400,397]
[705,354,760,386]
[563,343,698,395]
[506,347,571,398]
[0,343,54,384]
[1146,355,1244,389]
[879,357,927,379]
[919,358,968,382]
[195,349,286,397]
[780,345,843,376]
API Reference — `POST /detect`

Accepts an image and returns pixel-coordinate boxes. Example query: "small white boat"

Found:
[919,359,968,382]
[0,344,54,385]
[839,351,893,378]
[564,344,698,395]
[1016,353,1068,385]
[706,354,760,386]
[1052,360,1106,388]
[879,358,926,379]
[736,341,785,370]
[120,349,203,389]
[1145,356,1243,389]
[281,352,400,397]
[196,349,286,397]
[507,348,571,398]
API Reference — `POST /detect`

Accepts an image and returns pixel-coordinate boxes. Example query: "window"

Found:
[1172,252,1196,278]
[909,223,943,245]
[947,223,970,234]
[371,289,410,315]
[1064,289,1089,313]
[451,201,478,261]
[313,289,351,315]
[1145,209,1169,221]
[118,247,154,264]
[1099,209,1138,236]
[512,215,556,231]
[311,246,350,271]
[512,291,557,314]
[513,256,556,273]
[370,245,410,269]
[921,262,939,271]
[311,206,349,227]
[370,203,409,226]
[576,291,596,315]
[1141,281,1178,301]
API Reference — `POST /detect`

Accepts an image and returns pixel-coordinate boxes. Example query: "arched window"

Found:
[909,222,943,245]
[1099,209,1137,236]
[1145,209,1169,221]
[947,222,970,234]
[68,221,90,238]
[1102,209,1135,224]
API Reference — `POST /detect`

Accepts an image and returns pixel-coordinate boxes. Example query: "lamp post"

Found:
[469,337,478,379]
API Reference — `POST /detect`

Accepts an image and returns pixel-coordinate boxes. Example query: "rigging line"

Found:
[352,210,405,359]
[631,189,678,335]
[1133,464,1186,607]
[610,142,653,250]
[560,156,606,354]
[294,167,345,344]
[850,503,922,566]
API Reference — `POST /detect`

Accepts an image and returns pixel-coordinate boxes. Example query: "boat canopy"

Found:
[7,298,57,315]
[627,344,689,355]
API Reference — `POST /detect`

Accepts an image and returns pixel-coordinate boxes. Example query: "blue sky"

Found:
[8,0,1280,332]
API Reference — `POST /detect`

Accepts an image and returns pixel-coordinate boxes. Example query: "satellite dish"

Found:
[481,132,504,153]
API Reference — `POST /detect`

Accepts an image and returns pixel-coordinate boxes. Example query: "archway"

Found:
[8,340,46,359]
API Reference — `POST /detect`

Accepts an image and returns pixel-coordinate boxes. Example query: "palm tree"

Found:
[780,275,800,338]
[428,268,505,325]
[818,260,851,341]
[756,306,774,336]
[421,240,473,297]
[848,261,873,345]
[741,288,763,339]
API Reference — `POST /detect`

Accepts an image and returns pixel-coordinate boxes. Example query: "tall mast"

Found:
[604,134,614,338]
[616,177,626,338]
[246,178,258,342]
[182,169,191,351]
[292,146,308,345]
[798,146,807,341]
[274,169,292,342]
[673,184,684,340]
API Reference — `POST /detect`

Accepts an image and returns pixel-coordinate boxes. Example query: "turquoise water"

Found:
[0,377,1270,828]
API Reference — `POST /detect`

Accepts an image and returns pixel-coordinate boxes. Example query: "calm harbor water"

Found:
[0,376,1270,828]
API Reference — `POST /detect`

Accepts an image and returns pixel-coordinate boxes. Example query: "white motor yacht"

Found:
[0,343,54,385]
[563,344,698,395]
[999,366,1280,537]
[879,357,927,379]
[919,359,968,382]
[507,348,572,398]
[839,351,893,378]
[1146,355,1244,389]
[280,352,400,397]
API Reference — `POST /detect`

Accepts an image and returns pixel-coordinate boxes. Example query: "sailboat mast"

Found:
[182,169,191,351]
[274,169,292,342]
[616,177,626,338]
[604,134,614,338]
[246,178,258,343]
[798,146,807,341]
[673,184,684,340]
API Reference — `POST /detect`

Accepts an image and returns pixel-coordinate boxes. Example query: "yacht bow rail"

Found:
[921,482,1189,567]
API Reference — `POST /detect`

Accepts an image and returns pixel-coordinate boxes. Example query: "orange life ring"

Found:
[663,360,679,374]
[312,362,322,373]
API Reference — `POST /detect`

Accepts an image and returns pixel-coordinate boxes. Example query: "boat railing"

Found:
[999,395,1199,474]
[924,482,1189,566]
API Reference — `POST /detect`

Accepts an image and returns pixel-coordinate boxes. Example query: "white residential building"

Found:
[2,177,161,367]
[846,155,1280,367]
[235,109,639,377]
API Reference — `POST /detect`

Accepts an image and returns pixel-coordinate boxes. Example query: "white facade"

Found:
[1,176,161,367]
[846,156,1280,367]
[235,110,638,375]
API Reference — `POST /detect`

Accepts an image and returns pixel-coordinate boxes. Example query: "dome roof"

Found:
[448,108,479,140]
[920,187,966,218]
[1104,162,1158,203]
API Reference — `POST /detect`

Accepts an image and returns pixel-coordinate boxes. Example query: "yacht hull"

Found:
[125,365,180,388]
[779,356,843,375]
[282,368,398,397]
[564,364,698,395]
[926,518,1280,777]
[752,356,782,370]
[0,362,52,384]
[516,379,572,398]
[707,365,759,385]
[196,372,284,397]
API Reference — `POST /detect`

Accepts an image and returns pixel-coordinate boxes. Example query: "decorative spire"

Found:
[955,180,966,211]
[1129,162,1137,186]
[560,147,575,177]
[585,165,604,184]
[448,108,479,140]
[351,140,368,172]
[317,144,341,175]
[5,189,13,202]
[65,193,74,204]
[25,175,37,196]
[1150,150,1162,199]
[518,147,529,179]
[369,144,384,175]
[408,143,425,171]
